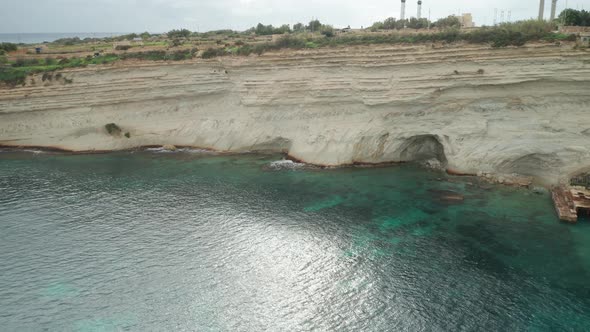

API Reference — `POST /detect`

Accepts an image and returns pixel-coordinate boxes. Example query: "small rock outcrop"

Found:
[162,144,177,151]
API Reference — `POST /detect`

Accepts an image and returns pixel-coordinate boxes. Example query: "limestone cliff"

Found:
[1,44,589,185]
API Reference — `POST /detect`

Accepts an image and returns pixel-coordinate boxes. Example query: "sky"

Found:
[1,0,589,33]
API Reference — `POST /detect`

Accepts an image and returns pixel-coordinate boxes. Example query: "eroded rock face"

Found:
[0,44,589,185]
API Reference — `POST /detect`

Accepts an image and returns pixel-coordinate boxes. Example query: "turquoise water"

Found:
[1,151,590,331]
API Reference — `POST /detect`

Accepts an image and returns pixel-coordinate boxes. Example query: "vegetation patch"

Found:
[120,49,196,61]
[105,123,122,136]
[559,9,590,26]
[194,20,565,60]
[0,43,18,54]
[0,18,580,86]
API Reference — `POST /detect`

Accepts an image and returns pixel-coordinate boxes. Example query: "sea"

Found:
[1,150,590,331]
[0,33,127,44]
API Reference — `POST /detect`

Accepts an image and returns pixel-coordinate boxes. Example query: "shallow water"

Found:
[1,152,589,331]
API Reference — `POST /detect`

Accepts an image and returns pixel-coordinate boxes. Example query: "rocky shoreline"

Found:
[1,43,589,189]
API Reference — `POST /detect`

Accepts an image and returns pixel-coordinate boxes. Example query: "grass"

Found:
[0,50,195,85]
[120,49,197,61]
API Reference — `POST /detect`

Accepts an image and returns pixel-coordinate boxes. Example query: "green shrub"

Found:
[115,45,132,51]
[42,72,53,81]
[124,132,131,138]
[53,37,82,45]
[45,57,57,65]
[105,123,121,135]
[0,68,27,86]
[120,50,167,61]
[171,39,183,47]
[13,58,40,67]
[276,35,306,48]
[236,45,254,56]
[201,48,227,59]
[320,25,335,38]
[168,29,192,38]
[169,50,191,61]
[305,41,318,48]
[88,54,120,65]
[0,43,18,53]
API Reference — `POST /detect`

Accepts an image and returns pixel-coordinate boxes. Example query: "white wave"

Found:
[144,147,214,154]
[177,148,214,154]
[23,149,45,154]
[145,147,176,153]
[268,159,306,170]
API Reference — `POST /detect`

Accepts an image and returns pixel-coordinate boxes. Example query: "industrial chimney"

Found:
[538,0,545,20]
[550,0,558,21]
[401,0,406,21]
[417,1,423,19]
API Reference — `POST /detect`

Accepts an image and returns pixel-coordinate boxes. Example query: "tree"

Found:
[307,19,322,32]
[559,9,582,25]
[253,23,291,35]
[125,33,138,40]
[276,24,292,34]
[383,17,397,30]
[395,19,408,29]
[370,21,385,31]
[293,23,304,32]
[433,16,461,29]
[407,18,429,29]
[558,9,590,26]
[167,29,191,38]
[140,32,151,40]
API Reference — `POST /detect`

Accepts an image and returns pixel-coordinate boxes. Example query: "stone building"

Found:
[459,13,474,28]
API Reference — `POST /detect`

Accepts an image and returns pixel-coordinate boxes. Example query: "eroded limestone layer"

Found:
[1,44,589,185]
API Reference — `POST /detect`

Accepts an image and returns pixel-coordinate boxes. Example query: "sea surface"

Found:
[1,151,590,331]
[0,33,127,44]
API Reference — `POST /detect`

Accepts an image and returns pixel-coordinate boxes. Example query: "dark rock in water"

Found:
[441,194,465,203]
[428,189,465,204]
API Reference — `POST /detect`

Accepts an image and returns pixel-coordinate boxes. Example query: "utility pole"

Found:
[494,8,498,26]
[562,0,568,25]
[550,0,558,21]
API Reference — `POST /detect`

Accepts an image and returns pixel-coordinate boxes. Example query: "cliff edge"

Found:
[1,44,589,185]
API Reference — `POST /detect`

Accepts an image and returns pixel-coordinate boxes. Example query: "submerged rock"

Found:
[162,144,177,151]
[429,189,465,204]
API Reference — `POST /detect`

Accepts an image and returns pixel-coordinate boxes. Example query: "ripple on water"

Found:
[1,153,589,331]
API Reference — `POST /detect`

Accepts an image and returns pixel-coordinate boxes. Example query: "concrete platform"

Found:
[552,186,590,223]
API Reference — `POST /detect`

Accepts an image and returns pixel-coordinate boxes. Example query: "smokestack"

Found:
[417,1,423,19]
[401,0,406,21]
[550,0,558,21]
[539,0,545,20]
